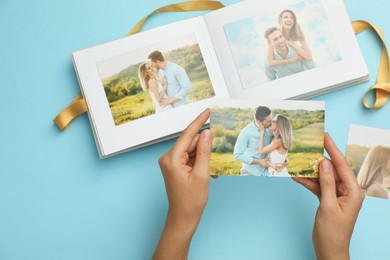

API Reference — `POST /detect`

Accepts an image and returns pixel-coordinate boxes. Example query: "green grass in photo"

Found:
[210,153,241,176]
[109,91,155,125]
[287,152,323,177]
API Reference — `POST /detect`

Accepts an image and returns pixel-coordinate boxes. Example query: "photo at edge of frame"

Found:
[210,99,325,178]
[346,124,390,200]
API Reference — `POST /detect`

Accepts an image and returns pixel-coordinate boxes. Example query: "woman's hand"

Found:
[293,133,364,260]
[255,120,265,132]
[286,39,312,61]
[286,40,295,47]
[159,97,177,107]
[153,109,213,260]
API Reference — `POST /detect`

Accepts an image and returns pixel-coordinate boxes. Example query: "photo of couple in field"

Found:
[210,99,325,177]
[223,0,341,89]
[346,125,390,200]
[96,33,215,126]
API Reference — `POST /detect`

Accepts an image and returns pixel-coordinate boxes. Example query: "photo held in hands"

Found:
[209,99,325,177]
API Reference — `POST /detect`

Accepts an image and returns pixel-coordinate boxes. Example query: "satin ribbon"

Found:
[54,4,390,131]
[53,93,88,130]
[127,1,225,36]
[352,20,390,109]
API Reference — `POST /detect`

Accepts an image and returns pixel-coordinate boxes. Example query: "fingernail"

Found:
[202,130,211,141]
[320,159,331,173]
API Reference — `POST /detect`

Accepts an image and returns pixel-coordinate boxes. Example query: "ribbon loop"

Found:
[352,20,390,109]
[53,93,88,130]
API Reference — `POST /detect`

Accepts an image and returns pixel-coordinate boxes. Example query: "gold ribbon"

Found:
[127,1,225,36]
[54,6,389,131]
[352,20,390,109]
[53,0,225,131]
[53,93,88,130]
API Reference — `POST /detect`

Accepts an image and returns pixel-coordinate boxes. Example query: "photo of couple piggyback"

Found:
[263,9,315,80]
[224,2,342,89]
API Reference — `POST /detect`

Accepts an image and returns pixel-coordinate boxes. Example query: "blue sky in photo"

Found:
[224,0,341,89]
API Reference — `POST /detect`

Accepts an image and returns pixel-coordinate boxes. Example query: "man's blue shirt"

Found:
[264,45,315,80]
[159,62,192,107]
[233,121,273,176]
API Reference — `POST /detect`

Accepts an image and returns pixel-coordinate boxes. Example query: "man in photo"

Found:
[264,27,315,80]
[148,50,192,108]
[233,106,275,176]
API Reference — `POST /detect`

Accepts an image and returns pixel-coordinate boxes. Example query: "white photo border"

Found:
[204,0,368,99]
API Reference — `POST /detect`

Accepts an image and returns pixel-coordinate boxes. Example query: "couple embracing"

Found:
[264,9,315,80]
[138,51,192,113]
[234,106,292,177]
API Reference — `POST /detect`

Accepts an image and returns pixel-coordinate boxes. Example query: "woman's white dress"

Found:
[149,81,172,113]
[267,150,290,177]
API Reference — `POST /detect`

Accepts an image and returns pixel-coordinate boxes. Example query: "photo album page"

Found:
[204,0,369,99]
[72,17,227,158]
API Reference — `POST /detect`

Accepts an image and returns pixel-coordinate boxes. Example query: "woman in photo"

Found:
[258,114,293,177]
[267,9,313,67]
[357,145,390,200]
[138,62,172,113]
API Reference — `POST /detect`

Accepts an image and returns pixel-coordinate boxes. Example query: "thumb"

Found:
[193,130,212,177]
[319,159,338,208]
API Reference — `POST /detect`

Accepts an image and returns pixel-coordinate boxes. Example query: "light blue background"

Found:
[1,0,389,259]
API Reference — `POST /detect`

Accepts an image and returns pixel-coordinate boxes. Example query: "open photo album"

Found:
[72,0,368,158]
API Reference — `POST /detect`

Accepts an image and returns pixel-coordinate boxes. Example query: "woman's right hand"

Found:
[153,109,213,260]
[293,133,364,260]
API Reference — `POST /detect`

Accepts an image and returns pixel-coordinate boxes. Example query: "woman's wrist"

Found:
[165,209,202,240]
[315,250,350,260]
[153,210,200,260]
[314,239,351,260]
